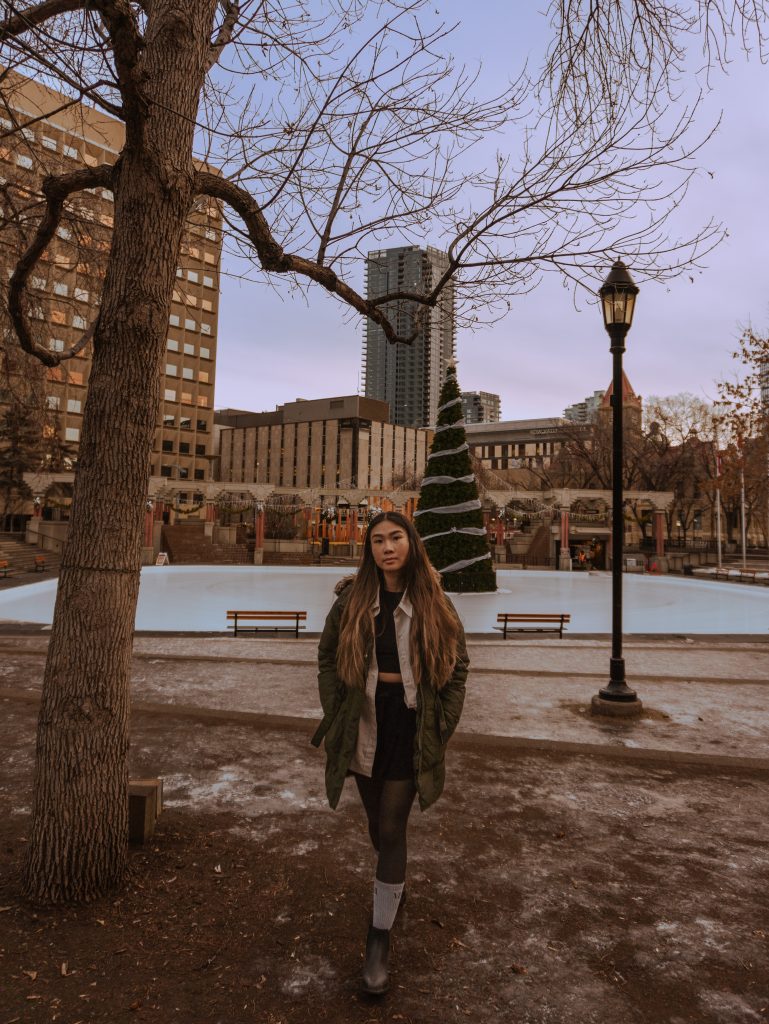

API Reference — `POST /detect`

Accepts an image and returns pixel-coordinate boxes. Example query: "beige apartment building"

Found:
[0,71,222,494]
[217,395,433,492]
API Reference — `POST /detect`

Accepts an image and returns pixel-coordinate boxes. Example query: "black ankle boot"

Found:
[361,924,390,995]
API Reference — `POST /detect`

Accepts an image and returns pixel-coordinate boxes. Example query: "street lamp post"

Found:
[592,260,643,717]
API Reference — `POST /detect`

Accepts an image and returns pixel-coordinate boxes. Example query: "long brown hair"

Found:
[336,511,461,690]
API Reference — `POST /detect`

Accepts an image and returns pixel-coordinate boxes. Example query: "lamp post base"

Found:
[590,694,644,718]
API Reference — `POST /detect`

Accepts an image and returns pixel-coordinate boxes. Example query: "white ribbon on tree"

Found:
[413,499,481,517]
[421,526,488,542]
[437,396,463,413]
[433,421,465,435]
[421,474,475,487]
[427,443,468,460]
[439,552,493,574]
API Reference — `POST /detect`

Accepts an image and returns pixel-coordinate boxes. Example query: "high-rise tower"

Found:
[362,245,455,428]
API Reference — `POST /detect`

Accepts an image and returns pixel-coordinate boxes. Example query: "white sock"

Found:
[372,878,404,931]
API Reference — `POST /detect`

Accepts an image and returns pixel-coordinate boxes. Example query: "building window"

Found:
[198,371,209,384]
[63,144,78,159]
[160,465,172,477]
[181,391,193,404]
[187,270,199,283]
[205,228,216,241]
[56,226,71,241]
[41,136,57,151]
[46,395,60,409]
[169,314,180,327]
[204,251,215,265]
[197,395,208,407]
[164,388,176,401]
[74,287,89,303]
[162,440,173,452]
[165,363,178,376]
[194,468,205,480]
[72,314,87,329]
[184,318,196,331]
[31,275,47,290]
[176,268,183,278]
[65,427,80,442]
[195,444,206,456]
[16,154,33,169]
[201,299,213,313]
[183,342,195,355]
[199,346,210,360]
[66,398,82,414]
[69,371,84,385]
[196,419,207,432]
[163,414,174,427]
[203,275,214,288]
[53,281,69,296]
[178,466,189,479]
[200,323,211,336]
[179,442,190,454]
[167,339,179,351]
[182,367,194,380]
[49,338,64,352]
[180,417,191,429]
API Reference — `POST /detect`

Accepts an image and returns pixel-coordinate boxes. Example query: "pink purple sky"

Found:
[213,3,769,422]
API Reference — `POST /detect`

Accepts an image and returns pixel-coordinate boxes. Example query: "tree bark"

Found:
[23,0,218,904]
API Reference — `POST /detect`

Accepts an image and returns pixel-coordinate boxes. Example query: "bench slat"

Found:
[226,610,307,638]
[495,612,570,639]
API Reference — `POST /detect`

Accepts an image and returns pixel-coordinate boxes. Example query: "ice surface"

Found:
[1,566,767,634]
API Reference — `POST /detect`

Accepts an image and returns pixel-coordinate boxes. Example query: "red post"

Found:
[654,509,665,557]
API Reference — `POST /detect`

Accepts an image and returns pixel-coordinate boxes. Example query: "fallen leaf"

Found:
[26,994,42,1001]
[60,962,69,977]
[213,864,222,874]
[95,919,105,926]
[22,969,38,980]
[0,905,13,912]
[430,918,444,928]
[510,963,528,975]
[129,1000,142,1011]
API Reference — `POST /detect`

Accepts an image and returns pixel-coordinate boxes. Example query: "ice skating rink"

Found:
[1,566,767,634]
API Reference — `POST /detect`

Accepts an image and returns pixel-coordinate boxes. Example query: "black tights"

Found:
[354,775,417,884]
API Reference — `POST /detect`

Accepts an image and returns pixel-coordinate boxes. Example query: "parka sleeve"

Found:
[316,597,347,718]
[438,616,469,740]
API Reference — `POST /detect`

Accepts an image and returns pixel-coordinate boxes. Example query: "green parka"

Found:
[311,583,469,811]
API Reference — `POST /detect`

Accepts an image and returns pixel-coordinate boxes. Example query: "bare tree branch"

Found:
[205,0,241,72]
[8,164,113,367]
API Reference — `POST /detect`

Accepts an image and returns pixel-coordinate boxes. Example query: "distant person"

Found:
[312,511,468,995]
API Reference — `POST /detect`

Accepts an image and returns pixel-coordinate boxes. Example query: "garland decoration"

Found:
[414,364,496,593]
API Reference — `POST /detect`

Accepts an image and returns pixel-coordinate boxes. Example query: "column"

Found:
[654,509,666,558]
[559,507,572,570]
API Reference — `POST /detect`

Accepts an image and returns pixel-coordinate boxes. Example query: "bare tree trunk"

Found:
[23,0,217,903]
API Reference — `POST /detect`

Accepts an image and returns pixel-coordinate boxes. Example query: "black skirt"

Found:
[370,682,417,781]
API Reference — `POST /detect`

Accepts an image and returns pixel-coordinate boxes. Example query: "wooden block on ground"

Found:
[130,777,163,816]
[128,779,162,844]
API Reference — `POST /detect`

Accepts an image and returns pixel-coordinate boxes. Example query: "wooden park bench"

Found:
[494,612,571,639]
[33,555,46,572]
[226,610,307,638]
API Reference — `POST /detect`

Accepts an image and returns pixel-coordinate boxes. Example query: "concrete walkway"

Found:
[2,633,768,767]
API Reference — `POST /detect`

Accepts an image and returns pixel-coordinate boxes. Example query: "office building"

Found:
[563,389,606,423]
[217,395,432,491]
[0,71,222,488]
[461,390,501,423]
[362,245,455,428]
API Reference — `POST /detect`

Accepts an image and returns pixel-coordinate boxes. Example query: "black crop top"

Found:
[375,588,403,674]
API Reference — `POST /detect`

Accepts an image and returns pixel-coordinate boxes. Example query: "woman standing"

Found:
[312,511,469,995]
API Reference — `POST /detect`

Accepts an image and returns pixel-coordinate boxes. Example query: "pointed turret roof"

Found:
[601,371,641,407]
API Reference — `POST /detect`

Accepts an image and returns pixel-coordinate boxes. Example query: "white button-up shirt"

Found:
[348,589,417,777]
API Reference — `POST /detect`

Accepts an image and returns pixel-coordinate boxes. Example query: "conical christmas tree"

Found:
[414,364,496,592]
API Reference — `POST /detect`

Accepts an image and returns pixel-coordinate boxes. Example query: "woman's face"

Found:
[369,520,410,580]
